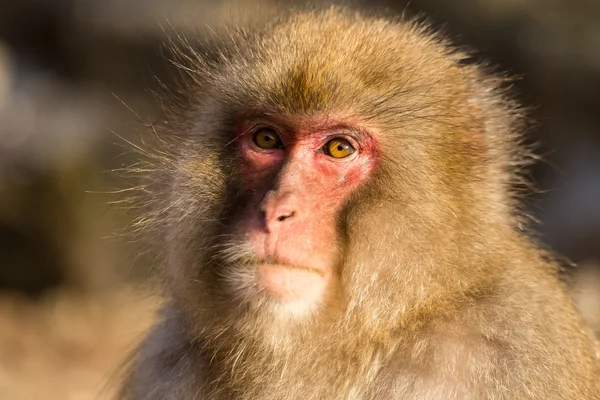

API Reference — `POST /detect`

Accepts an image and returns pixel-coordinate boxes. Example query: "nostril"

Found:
[277,211,294,222]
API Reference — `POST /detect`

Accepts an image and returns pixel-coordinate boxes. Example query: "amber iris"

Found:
[324,138,355,158]
[253,129,281,149]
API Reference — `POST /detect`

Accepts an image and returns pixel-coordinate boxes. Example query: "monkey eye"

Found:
[252,128,282,150]
[323,138,355,159]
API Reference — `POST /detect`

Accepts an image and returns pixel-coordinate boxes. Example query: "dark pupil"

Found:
[264,135,273,142]
[337,144,344,151]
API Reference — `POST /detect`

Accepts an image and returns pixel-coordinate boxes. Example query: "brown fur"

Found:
[119,8,600,400]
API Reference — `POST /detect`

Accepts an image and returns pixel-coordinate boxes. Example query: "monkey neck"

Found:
[195,318,390,400]
[178,284,489,400]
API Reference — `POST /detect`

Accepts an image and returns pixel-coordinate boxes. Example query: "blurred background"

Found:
[0,0,598,398]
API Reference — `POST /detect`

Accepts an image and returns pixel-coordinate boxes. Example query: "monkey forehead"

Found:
[206,10,477,123]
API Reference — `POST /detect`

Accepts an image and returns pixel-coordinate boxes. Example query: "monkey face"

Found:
[216,115,379,317]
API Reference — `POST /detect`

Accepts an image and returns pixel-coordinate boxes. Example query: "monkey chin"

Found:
[230,262,329,319]
[258,263,327,301]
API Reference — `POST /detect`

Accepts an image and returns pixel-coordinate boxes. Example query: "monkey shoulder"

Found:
[388,293,600,399]
[119,309,208,400]
[418,265,600,399]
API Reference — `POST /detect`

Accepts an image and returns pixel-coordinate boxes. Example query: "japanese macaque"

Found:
[119,8,600,400]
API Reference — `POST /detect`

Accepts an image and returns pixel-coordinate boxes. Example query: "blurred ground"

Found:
[0,288,160,400]
[0,0,598,399]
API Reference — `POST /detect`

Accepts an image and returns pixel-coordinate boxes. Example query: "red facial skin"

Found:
[235,116,379,304]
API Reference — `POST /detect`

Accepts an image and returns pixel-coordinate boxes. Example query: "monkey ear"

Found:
[466,80,524,150]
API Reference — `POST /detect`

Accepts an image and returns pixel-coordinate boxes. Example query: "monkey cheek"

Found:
[257,264,328,307]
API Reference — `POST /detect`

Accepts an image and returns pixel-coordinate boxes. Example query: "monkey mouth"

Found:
[255,262,328,303]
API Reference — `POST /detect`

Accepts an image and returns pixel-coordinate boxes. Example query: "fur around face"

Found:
[121,8,600,400]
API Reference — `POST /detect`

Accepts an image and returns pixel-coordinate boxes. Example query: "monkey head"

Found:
[143,10,524,345]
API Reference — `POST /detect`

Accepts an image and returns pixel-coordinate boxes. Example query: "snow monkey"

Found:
[119,8,600,400]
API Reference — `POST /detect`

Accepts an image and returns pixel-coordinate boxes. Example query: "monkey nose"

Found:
[260,192,299,227]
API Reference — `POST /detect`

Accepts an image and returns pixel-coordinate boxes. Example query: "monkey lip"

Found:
[256,263,328,303]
